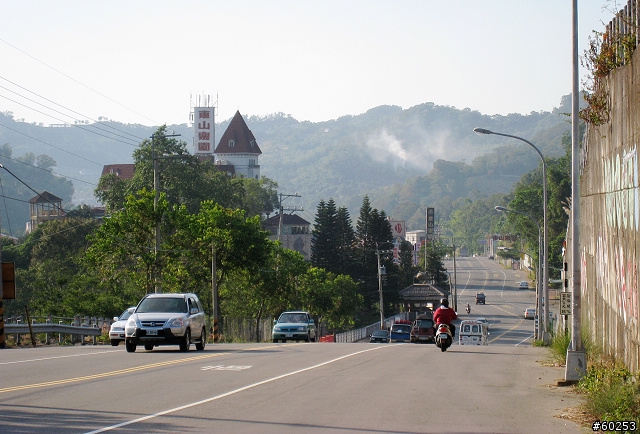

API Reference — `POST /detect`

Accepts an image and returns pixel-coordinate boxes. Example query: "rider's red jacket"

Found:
[433,306,457,325]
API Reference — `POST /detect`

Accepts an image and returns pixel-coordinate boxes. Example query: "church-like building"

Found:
[192,108,262,179]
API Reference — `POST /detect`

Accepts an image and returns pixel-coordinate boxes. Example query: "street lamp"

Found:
[495,205,542,340]
[475,128,550,342]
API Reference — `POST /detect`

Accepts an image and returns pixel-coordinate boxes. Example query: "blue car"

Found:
[389,323,411,342]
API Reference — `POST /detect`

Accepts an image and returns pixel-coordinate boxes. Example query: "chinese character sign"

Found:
[194,107,214,154]
[389,220,406,239]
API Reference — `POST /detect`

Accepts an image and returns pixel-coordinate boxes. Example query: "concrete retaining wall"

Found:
[581,6,640,371]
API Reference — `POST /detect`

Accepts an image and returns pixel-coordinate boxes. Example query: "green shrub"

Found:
[578,360,640,424]
[549,328,571,364]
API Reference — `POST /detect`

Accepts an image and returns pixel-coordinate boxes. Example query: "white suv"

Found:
[125,293,206,352]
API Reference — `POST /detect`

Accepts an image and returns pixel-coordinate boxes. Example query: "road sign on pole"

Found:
[560,292,572,316]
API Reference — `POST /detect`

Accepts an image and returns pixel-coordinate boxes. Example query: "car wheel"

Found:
[304,333,310,342]
[179,329,191,352]
[110,339,119,347]
[272,339,279,343]
[195,327,206,351]
[144,343,154,351]
[125,339,136,353]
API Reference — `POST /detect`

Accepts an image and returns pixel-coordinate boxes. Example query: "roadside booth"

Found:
[458,320,489,345]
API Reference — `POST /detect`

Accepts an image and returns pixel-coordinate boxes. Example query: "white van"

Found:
[458,320,489,345]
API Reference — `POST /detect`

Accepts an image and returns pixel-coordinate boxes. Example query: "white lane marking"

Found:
[201,365,252,371]
[0,349,121,365]
[85,346,387,433]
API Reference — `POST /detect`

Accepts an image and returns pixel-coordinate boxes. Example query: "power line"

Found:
[0,95,141,147]
[0,151,98,187]
[0,37,160,126]
[0,76,146,144]
[0,123,104,167]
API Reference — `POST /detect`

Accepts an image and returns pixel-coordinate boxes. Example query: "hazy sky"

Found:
[0,1,617,127]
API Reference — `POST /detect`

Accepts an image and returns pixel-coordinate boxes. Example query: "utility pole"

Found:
[277,193,302,242]
[452,240,457,311]
[152,131,181,294]
[376,244,393,329]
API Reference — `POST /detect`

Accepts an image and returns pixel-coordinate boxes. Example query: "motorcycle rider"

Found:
[433,298,458,337]
[465,303,471,314]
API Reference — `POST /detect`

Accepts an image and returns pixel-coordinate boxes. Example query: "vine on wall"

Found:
[580,27,637,126]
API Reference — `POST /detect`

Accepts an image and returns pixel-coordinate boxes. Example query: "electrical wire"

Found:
[0,37,160,126]
[0,178,12,237]
[0,151,98,187]
[0,94,141,147]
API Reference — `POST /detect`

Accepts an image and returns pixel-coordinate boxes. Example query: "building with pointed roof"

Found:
[27,191,65,233]
[213,110,262,179]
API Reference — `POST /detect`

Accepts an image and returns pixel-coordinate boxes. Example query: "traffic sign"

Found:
[560,292,571,315]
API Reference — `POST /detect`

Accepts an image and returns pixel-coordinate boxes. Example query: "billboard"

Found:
[194,107,215,155]
[426,207,434,239]
[389,220,406,239]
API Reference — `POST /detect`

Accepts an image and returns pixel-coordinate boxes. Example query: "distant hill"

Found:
[0,95,574,235]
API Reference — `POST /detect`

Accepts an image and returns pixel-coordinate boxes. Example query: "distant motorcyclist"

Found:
[433,298,458,337]
[465,303,471,314]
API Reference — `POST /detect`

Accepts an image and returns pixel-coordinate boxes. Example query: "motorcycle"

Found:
[434,323,453,352]
[465,304,471,314]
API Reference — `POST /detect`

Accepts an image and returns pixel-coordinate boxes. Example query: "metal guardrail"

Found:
[335,313,413,343]
[5,323,102,336]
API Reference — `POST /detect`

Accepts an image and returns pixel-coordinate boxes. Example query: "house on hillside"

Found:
[101,164,135,180]
[262,213,311,260]
[212,111,262,179]
[27,191,65,233]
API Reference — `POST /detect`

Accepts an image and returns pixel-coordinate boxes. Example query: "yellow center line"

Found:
[0,345,277,394]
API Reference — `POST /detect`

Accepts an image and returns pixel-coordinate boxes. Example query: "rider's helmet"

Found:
[440,298,449,307]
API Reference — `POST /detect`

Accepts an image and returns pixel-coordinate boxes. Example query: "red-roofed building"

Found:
[101,164,135,179]
[213,111,261,179]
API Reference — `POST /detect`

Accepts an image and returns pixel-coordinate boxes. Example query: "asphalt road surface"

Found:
[0,257,585,433]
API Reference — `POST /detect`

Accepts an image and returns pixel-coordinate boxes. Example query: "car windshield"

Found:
[119,310,133,321]
[137,297,188,313]
[392,325,411,333]
[279,313,306,323]
[416,319,433,328]
[372,331,388,337]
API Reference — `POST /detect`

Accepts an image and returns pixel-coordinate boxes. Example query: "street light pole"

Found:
[496,206,542,340]
[475,128,550,342]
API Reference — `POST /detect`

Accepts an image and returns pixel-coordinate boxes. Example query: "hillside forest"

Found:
[0,98,577,330]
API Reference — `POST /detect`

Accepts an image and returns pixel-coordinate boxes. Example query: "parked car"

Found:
[389,321,412,343]
[272,311,316,343]
[124,293,207,353]
[524,308,536,319]
[369,329,390,343]
[518,281,529,289]
[109,307,135,346]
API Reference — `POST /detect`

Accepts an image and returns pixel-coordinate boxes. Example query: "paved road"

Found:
[449,256,540,346]
[0,257,585,433]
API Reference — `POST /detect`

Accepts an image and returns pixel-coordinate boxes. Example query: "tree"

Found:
[10,217,101,317]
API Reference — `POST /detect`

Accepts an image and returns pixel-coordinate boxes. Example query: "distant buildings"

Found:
[262,213,311,260]
[27,191,65,233]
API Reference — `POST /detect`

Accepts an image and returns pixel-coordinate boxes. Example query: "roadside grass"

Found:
[546,328,640,430]
[577,357,640,426]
